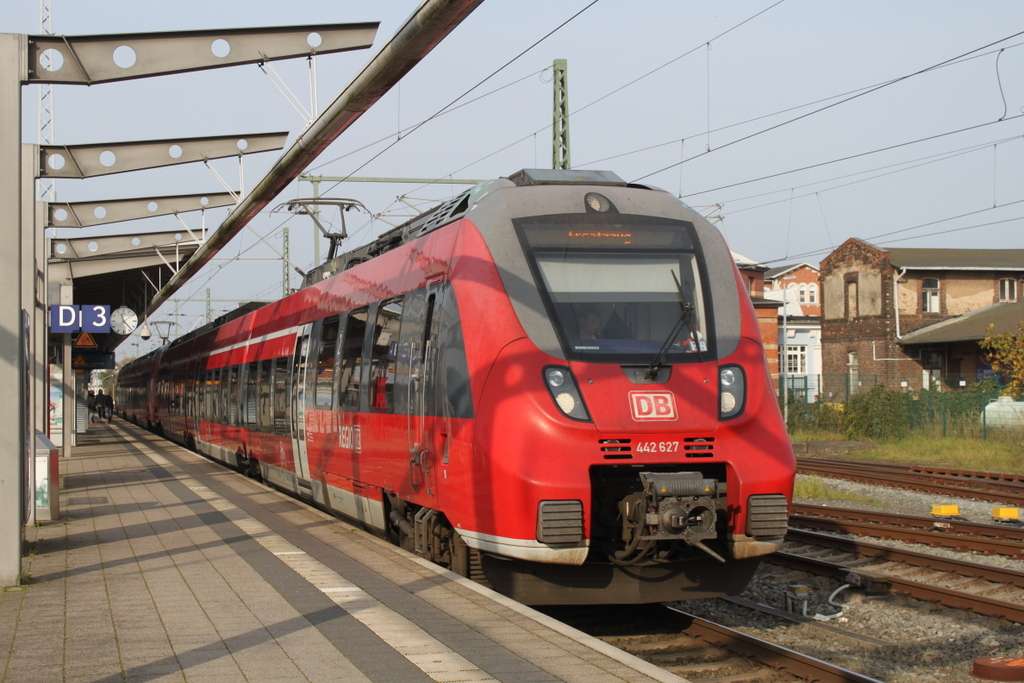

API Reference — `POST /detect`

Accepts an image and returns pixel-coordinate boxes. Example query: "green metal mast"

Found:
[552,58,570,170]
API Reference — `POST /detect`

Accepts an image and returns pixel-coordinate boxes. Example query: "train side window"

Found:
[203,368,214,421]
[204,369,212,421]
[212,368,222,423]
[273,358,289,434]
[258,359,273,431]
[370,297,404,413]
[316,316,340,408]
[227,366,239,425]
[339,308,368,410]
[245,362,259,425]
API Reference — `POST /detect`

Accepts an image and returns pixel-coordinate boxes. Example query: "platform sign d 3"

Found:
[49,305,111,333]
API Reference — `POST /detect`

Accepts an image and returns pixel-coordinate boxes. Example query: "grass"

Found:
[793,429,1024,475]
[793,474,883,503]
[790,428,848,442]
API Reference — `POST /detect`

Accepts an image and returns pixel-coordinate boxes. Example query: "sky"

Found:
[6,0,1024,355]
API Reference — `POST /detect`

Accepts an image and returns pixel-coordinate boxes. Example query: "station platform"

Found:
[1,420,683,683]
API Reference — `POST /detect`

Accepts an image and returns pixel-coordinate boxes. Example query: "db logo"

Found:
[629,391,677,421]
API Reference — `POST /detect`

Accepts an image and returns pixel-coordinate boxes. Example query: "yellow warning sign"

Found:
[72,354,87,367]
[74,332,98,349]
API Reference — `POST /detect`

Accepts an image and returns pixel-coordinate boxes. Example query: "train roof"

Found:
[122,170,647,369]
[301,169,639,288]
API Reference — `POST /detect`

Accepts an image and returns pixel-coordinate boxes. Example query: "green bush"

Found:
[786,397,846,436]
[845,385,910,441]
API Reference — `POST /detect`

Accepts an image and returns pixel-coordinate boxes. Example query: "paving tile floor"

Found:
[1,421,684,683]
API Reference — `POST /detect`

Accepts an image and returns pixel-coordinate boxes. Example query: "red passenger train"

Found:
[116,169,795,605]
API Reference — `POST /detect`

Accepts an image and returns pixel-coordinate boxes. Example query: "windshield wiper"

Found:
[644,270,700,381]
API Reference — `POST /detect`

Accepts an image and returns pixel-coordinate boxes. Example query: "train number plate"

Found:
[628,391,677,421]
[635,441,680,453]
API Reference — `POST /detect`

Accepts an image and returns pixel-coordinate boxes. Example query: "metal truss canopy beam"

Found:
[26,23,379,84]
[150,0,485,316]
[39,131,288,178]
[50,230,201,262]
[49,191,237,228]
[48,250,194,280]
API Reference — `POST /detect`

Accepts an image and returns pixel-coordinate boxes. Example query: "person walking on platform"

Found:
[100,389,114,423]
[87,390,97,423]
[96,389,110,422]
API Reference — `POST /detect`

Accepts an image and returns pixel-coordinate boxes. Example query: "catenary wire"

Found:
[682,113,1024,198]
[632,29,1024,184]
[575,39,1024,170]
[371,0,787,210]
[722,136,1023,215]
[317,0,601,198]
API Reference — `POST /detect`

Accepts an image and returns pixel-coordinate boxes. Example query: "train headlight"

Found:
[543,366,591,422]
[555,392,576,413]
[719,364,745,420]
[584,192,613,213]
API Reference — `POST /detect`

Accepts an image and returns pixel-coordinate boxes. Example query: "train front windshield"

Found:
[516,214,712,364]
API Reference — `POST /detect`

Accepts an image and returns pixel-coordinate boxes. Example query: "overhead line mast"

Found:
[552,58,569,170]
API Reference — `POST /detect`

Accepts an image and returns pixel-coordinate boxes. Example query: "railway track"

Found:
[774,523,1024,623]
[790,503,1024,557]
[543,603,883,683]
[796,456,1024,506]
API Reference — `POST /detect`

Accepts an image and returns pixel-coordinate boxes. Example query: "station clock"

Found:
[110,306,138,335]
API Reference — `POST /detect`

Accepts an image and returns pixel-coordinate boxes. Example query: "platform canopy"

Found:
[48,230,202,354]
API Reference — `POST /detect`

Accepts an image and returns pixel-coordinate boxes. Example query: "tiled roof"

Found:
[898,301,1024,345]
[887,248,1024,270]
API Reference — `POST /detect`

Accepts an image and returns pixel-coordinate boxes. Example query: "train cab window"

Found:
[339,308,369,409]
[316,316,340,408]
[516,215,710,364]
[369,297,404,413]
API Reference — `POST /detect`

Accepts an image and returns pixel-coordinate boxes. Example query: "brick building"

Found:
[734,253,822,399]
[820,238,1024,398]
[764,262,821,318]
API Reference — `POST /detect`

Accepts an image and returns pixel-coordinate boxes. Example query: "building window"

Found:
[999,278,1017,302]
[845,281,858,318]
[922,277,939,313]
[808,283,818,304]
[847,351,859,390]
[798,285,807,304]
[786,345,807,374]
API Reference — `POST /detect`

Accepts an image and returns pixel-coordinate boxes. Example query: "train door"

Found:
[405,286,442,498]
[290,323,314,482]
[409,282,472,498]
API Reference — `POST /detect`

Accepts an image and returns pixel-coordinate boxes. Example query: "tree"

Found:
[980,322,1024,396]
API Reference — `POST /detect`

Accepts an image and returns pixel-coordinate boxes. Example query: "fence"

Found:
[782,376,1024,441]
[780,373,997,404]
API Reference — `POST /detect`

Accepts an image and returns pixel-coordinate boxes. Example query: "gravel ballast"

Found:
[676,473,1024,682]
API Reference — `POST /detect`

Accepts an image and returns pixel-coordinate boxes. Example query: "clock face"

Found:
[111,307,138,335]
